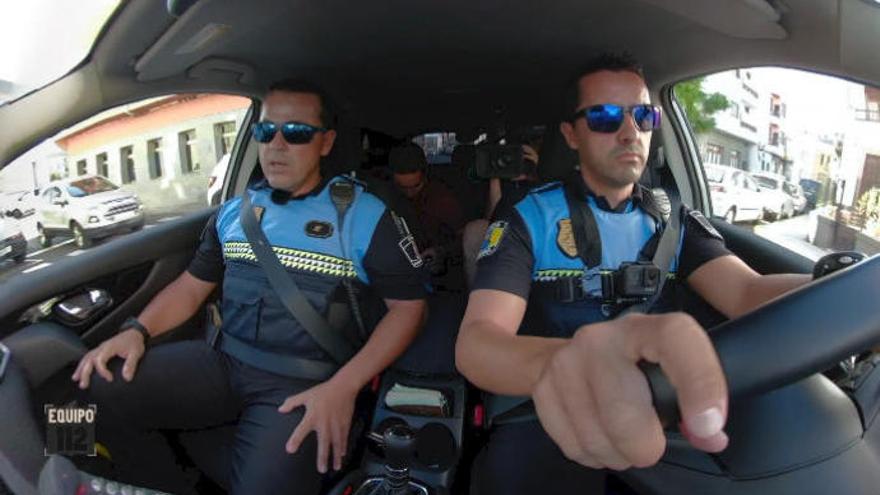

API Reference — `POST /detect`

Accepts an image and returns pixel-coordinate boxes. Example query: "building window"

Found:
[147,138,163,179]
[96,153,108,177]
[214,121,237,160]
[730,150,741,169]
[120,145,136,184]
[179,129,199,173]
[76,159,87,176]
[705,143,723,164]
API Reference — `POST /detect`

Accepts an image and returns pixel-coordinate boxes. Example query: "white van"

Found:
[36,175,145,248]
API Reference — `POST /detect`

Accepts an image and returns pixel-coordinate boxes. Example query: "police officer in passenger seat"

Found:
[455,53,811,494]
[72,79,428,495]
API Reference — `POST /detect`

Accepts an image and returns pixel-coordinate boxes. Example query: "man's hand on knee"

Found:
[71,330,146,389]
[278,379,359,474]
[531,312,728,470]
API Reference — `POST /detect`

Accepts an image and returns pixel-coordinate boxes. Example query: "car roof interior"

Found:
[2,0,880,170]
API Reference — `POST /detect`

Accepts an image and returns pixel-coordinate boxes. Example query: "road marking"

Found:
[145,224,156,229]
[67,250,85,257]
[157,216,181,222]
[28,239,75,257]
[23,262,51,274]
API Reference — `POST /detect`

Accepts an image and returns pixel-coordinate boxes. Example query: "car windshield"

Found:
[705,167,725,183]
[754,176,780,190]
[67,177,117,197]
[0,0,121,105]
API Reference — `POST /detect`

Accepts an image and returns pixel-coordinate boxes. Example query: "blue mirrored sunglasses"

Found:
[251,120,328,144]
[573,104,662,133]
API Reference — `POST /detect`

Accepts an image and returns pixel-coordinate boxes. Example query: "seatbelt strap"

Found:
[239,191,356,364]
[218,331,338,381]
[562,180,602,269]
[620,195,682,316]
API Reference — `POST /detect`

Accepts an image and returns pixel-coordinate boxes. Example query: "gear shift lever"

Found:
[361,424,422,495]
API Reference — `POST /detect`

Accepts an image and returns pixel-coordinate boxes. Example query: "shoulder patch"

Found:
[477,221,508,260]
[687,210,723,241]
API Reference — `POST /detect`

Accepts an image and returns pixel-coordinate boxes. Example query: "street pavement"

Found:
[0,211,185,283]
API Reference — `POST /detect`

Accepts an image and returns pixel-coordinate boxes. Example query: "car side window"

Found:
[674,68,880,261]
[0,93,253,274]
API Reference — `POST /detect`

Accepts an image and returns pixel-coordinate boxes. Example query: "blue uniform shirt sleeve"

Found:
[362,209,429,300]
[471,204,535,300]
[186,213,225,283]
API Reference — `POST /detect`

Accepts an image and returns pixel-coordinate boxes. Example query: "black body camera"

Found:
[601,261,661,304]
[473,145,531,179]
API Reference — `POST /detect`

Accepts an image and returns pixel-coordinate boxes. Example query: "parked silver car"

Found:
[36,175,145,248]
[705,164,765,223]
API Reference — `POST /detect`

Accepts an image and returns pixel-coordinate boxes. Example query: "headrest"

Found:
[537,124,578,181]
[389,143,427,174]
[322,121,362,176]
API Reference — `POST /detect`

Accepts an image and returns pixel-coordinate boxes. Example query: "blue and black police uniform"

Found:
[88,176,427,495]
[470,175,731,495]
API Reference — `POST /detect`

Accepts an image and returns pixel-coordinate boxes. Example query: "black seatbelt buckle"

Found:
[556,277,585,303]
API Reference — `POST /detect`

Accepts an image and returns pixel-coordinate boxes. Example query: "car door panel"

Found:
[0,208,215,350]
[710,217,813,275]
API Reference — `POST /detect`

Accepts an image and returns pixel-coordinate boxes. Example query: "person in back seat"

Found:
[390,143,465,277]
[456,52,812,494]
[71,79,428,495]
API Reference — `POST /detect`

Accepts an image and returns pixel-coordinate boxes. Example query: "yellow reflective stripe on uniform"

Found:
[534,269,585,281]
[223,242,357,278]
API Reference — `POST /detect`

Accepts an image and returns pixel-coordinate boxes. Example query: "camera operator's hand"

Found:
[531,312,728,470]
[71,329,146,389]
[522,144,539,167]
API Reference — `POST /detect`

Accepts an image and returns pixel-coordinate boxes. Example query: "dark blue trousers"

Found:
[87,340,322,494]
[475,419,606,495]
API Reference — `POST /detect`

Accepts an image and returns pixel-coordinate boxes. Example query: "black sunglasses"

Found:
[572,104,662,133]
[251,120,328,144]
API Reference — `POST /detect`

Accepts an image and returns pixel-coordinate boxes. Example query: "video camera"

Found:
[473,145,533,179]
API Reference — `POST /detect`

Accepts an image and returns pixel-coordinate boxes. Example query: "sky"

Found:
[0,0,119,102]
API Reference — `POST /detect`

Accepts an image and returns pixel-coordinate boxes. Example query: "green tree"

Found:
[674,78,730,135]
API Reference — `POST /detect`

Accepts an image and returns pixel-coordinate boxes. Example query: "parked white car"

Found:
[2,190,37,219]
[752,172,795,221]
[0,216,27,264]
[783,180,808,215]
[705,164,765,224]
[36,175,145,248]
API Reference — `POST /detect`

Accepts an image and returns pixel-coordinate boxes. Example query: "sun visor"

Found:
[639,0,788,40]
[135,0,257,82]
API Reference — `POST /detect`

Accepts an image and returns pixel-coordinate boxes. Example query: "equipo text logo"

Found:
[44,404,97,456]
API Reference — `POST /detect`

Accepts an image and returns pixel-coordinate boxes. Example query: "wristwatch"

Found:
[120,316,151,345]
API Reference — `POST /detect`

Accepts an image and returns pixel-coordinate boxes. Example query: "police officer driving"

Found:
[455,53,812,494]
[71,79,428,494]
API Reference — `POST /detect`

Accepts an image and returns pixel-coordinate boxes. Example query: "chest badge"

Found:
[557,219,578,258]
[305,220,334,238]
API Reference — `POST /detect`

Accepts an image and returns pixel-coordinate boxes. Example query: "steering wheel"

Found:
[624,254,880,494]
